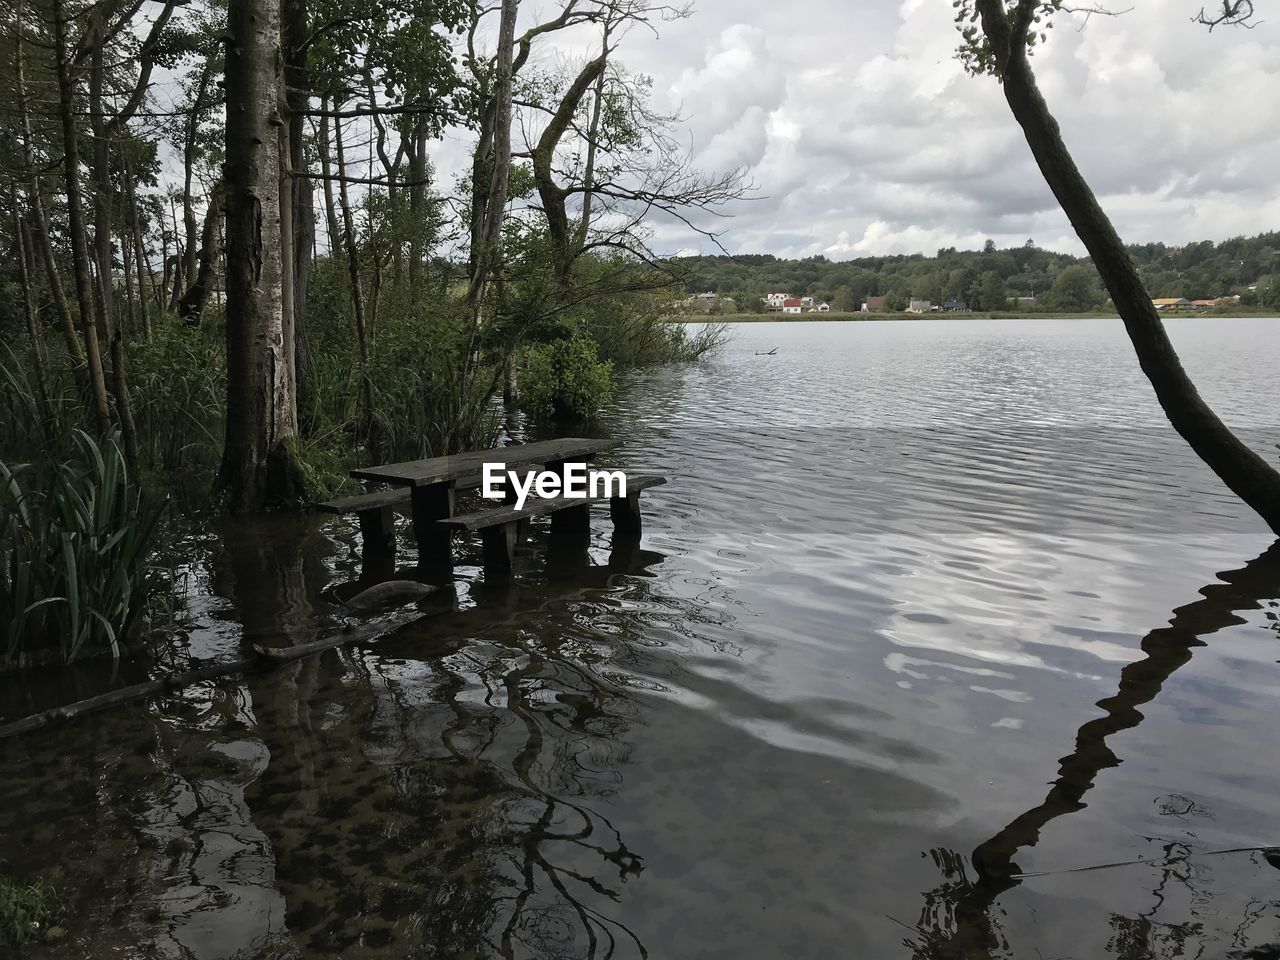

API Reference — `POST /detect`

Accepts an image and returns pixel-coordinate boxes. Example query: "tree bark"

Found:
[14,210,48,388]
[14,0,83,364]
[123,158,152,340]
[976,0,1280,536]
[52,0,112,435]
[466,0,519,315]
[181,61,213,291]
[220,0,303,511]
[178,181,225,323]
[332,110,376,447]
[316,99,342,257]
[283,0,313,400]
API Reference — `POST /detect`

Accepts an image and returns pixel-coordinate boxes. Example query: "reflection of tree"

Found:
[245,537,686,959]
[908,541,1280,959]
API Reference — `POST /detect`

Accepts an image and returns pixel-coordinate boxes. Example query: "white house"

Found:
[907,299,932,313]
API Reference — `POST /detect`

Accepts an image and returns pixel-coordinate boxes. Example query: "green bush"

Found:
[519,336,613,421]
[1,431,165,668]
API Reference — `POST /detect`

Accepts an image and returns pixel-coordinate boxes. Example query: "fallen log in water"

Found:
[0,609,425,741]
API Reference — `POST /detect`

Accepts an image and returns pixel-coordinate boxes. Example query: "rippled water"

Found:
[4,318,1280,959]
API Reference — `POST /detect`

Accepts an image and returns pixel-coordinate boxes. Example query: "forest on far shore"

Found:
[673,232,1280,313]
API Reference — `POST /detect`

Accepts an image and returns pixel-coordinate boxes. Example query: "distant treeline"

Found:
[673,233,1280,313]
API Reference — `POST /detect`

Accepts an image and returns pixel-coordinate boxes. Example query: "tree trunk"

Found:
[53,0,112,435]
[316,99,342,256]
[220,0,303,511]
[466,0,519,316]
[123,158,152,340]
[182,61,213,291]
[14,210,48,388]
[991,33,1280,536]
[283,0,313,403]
[15,0,83,364]
[178,181,225,323]
[332,110,376,447]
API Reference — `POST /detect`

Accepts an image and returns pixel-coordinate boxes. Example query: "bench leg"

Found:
[610,491,643,536]
[480,522,518,579]
[357,505,397,555]
[412,482,455,568]
[550,502,591,538]
[501,478,530,544]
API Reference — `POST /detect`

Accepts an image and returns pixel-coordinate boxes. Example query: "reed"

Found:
[1,430,165,668]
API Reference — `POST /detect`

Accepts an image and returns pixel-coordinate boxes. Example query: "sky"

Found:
[440,0,1280,260]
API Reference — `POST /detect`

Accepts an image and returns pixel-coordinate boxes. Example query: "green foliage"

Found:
[0,875,57,947]
[975,270,1009,310]
[129,319,225,476]
[519,336,614,422]
[954,0,1065,78]
[300,262,500,479]
[368,312,501,461]
[671,233,1280,311]
[1045,264,1103,311]
[1,431,165,669]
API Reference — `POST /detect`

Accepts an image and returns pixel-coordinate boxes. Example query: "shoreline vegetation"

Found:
[681,309,1280,323]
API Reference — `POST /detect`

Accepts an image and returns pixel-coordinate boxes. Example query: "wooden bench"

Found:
[344,437,621,564]
[315,488,408,554]
[439,474,666,578]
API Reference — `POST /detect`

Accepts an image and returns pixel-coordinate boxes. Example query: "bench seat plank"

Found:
[316,488,408,515]
[439,475,665,532]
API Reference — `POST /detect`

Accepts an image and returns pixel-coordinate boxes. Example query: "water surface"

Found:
[4,317,1280,959]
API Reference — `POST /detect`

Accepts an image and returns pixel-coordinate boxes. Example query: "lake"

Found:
[3,317,1280,959]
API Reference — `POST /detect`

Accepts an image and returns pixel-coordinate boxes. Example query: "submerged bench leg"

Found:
[412,482,455,568]
[480,522,518,579]
[501,478,531,544]
[550,503,591,538]
[610,491,643,536]
[357,505,397,555]
[357,505,397,580]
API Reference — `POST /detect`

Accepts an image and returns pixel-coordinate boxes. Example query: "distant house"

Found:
[1014,296,1037,305]
[800,296,814,309]
[762,293,792,311]
[678,292,723,314]
[942,299,969,312]
[813,302,830,312]
[1152,297,1192,310]
[1189,296,1240,309]
[862,296,886,312]
[906,299,932,314]
[782,297,803,314]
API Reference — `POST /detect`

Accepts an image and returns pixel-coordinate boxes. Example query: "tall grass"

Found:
[0,875,57,946]
[1,430,165,668]
[129,321,225,475]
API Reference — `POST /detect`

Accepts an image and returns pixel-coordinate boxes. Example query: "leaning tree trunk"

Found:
[219,0,303,511]
[979,3,1280,536]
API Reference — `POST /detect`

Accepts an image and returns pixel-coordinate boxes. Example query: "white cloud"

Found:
[432,0,1280,260]
[611,0,1280,258]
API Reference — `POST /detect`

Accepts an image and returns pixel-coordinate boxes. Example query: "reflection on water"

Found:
[2,318,1280,959]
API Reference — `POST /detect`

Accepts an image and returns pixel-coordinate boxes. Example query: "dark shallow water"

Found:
[4,317,1280,959]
